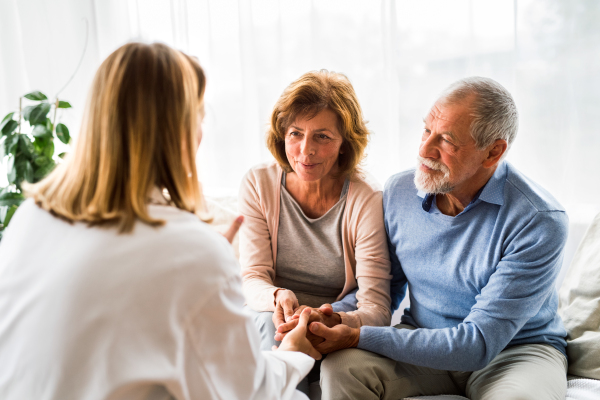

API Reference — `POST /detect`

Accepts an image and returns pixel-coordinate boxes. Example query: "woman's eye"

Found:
[317,134,331,140]
[289,131,300,137]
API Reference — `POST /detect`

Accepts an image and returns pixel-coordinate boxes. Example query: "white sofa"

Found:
[207,197,600,400]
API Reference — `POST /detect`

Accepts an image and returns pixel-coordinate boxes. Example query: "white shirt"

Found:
[0,199,313,400]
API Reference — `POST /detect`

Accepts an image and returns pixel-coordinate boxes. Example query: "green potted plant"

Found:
[0,92,72,239]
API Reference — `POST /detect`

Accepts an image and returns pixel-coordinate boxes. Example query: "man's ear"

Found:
[482,139,508,168]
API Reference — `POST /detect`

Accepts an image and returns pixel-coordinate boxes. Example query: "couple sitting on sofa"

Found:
[0,41,569,400]
[241,69,568,400]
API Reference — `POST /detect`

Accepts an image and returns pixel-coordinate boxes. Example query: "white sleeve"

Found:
[184,274,314,400]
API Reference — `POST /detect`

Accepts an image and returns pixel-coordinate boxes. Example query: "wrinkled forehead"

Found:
[424,97,475,137]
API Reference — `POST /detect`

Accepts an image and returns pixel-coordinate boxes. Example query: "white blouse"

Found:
[0,199,313,400]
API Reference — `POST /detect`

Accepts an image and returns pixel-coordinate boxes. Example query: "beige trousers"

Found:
[321,324,567,400]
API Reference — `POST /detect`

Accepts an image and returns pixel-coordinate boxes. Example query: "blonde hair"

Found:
[29,42,208,232]
[266,70,370,177]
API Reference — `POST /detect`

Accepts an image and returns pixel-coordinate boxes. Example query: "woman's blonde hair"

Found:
[266,70,370,177]
[29,42,208,232]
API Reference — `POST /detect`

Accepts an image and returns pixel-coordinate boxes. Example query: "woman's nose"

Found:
[300,137,314,155]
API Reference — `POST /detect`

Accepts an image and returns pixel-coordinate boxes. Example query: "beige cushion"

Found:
[559,212,600,380]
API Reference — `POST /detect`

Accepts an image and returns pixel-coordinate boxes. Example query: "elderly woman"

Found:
[239,70,392,361]
[0,42,319,400]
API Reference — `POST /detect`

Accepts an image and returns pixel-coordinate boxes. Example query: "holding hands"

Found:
[273,300,360,354]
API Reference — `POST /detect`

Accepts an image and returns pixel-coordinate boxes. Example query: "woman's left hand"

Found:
[274,304,341,341]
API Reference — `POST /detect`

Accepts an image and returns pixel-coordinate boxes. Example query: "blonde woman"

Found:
[239,71,393,392]
[0,43,319,400]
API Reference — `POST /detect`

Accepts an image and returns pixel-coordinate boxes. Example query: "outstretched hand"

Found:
[275,307,322,360]
[222,215,244,244]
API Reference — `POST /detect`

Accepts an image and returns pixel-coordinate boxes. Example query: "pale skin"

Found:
[272,108,348,338]
[196,110,320,359]
[280,95,509,354]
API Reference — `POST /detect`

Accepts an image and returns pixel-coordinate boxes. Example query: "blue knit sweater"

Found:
[336,162,568,371]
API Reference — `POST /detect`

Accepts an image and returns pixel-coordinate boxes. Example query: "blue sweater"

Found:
[337,162,568,372]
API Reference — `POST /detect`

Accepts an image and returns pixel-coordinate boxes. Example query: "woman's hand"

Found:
[275,308,322,360]
[272,289,299,329]
[274,304,341,343]
[221,215,244,244]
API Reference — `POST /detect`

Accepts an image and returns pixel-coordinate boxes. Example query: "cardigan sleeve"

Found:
[338,190,393,328]
[238,170,291,312]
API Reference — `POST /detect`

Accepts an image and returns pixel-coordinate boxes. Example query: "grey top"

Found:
[274,173,349,308]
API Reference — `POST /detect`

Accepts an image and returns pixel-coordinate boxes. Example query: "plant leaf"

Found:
[3,204,19,227]
[7,156,17,184]
[43,139,54,158]
[0,191,25,207]
[57,101,72,108]
[1,120,18,136]
[56,123,70,144]
[34,155,49,166]
[33,160,56,181]
[18,135,35,158]
[6,133,19,156]
[23,160,34,183]
[28,103,51,125]
[22,105,35,122]
[24,91,48,101]
[32,124,51,138]
[1,112,14,124]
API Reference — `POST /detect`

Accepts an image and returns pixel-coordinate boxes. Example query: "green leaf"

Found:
[5,133,19,156]
[57,101,72,108]
[43,139,54,158]
[28,103,51,125]
[32,124,51,138]
[24,91,48,101]
[22,105,35,122]
[2,112,14,124]
[34,155,50,166]
[3,204,19,227]
[23,161,34,183]
[58,152,67,159]
[7,157,17,184]
[1,119,18,136]
[18,135,35,158]
[56,123,70,144]
[0,191,25,207]
[33,160,56,180]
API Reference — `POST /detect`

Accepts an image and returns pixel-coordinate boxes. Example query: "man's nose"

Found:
[419,133,439,159]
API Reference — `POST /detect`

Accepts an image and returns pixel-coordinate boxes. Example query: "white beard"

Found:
[414,156,453,194]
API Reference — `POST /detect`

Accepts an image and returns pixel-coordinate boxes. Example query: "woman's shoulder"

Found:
[239,162,282,203]
[348,170,383,199]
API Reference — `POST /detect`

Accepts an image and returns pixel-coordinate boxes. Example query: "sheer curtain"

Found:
[2,0,599,222]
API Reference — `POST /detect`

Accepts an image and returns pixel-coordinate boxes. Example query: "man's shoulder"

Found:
[504,163,565,213]
[384,169,417,195]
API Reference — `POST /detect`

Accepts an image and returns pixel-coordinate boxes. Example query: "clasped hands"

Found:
[273,289,360,354]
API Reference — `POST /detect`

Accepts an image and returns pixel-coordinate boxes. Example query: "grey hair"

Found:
[440,77,518,153]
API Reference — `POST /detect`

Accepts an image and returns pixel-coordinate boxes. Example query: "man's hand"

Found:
[272,289,299,329]
[309,323,360,354]
[275,308,322,360]
[221,215,244,244]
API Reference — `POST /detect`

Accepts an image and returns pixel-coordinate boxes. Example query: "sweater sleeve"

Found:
[238,171,283,312]
[358,210,568,371]
[338,191,393,328]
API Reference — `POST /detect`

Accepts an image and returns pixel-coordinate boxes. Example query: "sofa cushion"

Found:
[559,212,600,380]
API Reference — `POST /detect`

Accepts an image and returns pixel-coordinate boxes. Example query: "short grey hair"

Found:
[440,77,518,152]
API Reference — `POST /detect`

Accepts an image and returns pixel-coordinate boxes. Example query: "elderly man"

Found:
[297,77,569,399]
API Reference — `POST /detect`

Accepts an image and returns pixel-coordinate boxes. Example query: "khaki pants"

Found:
[321,324,567,400]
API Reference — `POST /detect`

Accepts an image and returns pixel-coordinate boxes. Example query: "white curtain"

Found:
[2,0,599,224]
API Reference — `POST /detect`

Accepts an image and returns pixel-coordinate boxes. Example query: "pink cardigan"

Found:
[238,163,392,328]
